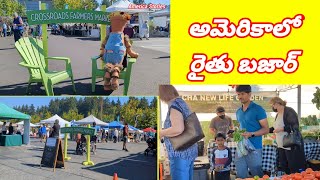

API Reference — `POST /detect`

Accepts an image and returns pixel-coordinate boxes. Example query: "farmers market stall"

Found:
[208,142,278,174]
[208,142,320,175]
[0,134,22,146]
[0,103,31,146]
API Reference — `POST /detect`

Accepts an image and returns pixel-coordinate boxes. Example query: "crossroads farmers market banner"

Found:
[171,0,320,84]
[26,10,110,25]
[179,91,277,113]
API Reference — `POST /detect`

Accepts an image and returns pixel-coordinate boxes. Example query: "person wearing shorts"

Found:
[122,123,129,151]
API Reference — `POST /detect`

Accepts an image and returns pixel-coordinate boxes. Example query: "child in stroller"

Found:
[76,134,86,155]
[144,136,157,156]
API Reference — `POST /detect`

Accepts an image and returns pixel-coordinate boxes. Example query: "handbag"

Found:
[168,102,205,151]
[283,126,302,148]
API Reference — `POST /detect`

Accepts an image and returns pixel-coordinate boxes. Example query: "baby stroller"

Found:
[144,137,157,156]
[76,134,86,155]
[81,135,97,155]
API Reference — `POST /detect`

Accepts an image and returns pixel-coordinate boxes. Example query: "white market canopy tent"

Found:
[17,121,38,127]
[75,115,109,126]
[106,0,150,13]
[70,119,77,126]
[40,114,71,138]
[150,5,170,17]
[106,0,151,38]
[40,114,71,127]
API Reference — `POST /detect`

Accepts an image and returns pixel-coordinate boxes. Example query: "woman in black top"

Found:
[51,120,60,138]
[269,97,306,174]
[8,123,14,135]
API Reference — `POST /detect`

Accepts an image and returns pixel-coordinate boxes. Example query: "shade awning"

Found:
[75,115,109,126]
[0,103,30,120]
[17,121,38,127]
[0,103,31,145]
[106,0,151,13]
[40,114,71,126]
[142,127,156,132]
[150,5,170,17]
[128,125,139,131]
[108,121,124,129]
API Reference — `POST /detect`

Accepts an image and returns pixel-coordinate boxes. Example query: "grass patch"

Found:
[200,121,213,152]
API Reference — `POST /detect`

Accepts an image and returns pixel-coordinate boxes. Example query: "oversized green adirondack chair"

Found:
[91,55,136,95]
[15,37,76,96]
[91,41,137,96]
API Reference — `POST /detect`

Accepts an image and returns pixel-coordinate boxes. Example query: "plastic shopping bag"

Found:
[236,138,256,158]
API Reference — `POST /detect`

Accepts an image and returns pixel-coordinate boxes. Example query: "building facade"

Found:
[18,0,53,11]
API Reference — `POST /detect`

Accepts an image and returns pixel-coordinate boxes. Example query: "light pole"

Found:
[297,85,301,120]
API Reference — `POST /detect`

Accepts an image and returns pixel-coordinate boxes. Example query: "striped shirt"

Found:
[211,147,232,172]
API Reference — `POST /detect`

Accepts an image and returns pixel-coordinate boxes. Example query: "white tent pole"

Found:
[23,118,30,145]
[297,85,301,120]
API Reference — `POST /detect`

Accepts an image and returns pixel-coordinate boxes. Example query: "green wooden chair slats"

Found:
[91,55,137,96]
[16,39,40,75]
[25,40,41,73]
[15,37,76,96]
[30,38,45,69]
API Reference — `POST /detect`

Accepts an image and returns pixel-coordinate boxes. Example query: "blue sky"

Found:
[0,96,156,108]
[96,0,170,5]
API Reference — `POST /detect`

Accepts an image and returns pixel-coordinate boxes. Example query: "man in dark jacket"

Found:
[51,120,60,138]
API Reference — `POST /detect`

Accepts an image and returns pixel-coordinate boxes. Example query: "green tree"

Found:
[61,97,77,112]
[0,0,26,17]
[10,97,158,129]
[103,97,116,121]
[150,97,157,109]
[29,104,36,115]
[101,0,114,7]
[62,109,84,121]
[138,97,149,109]
[48,99,60,115]
[301,115,319,126]
[133,0,145,4]
[89,97,100,116]
[53,0,98,10]
[119,97,139,124]
[44,111,52,119]
[312,87,320,110]
[31,115,41,124]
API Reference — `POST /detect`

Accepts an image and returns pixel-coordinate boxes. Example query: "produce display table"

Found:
[194,156,210,180]
[208,142,320,175]
[0,134,23,146]
[304,142,320,161]
[208,142,277,174]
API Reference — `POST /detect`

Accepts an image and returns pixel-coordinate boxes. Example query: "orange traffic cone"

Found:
[160,163,163,180]
[113,173,118,180]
